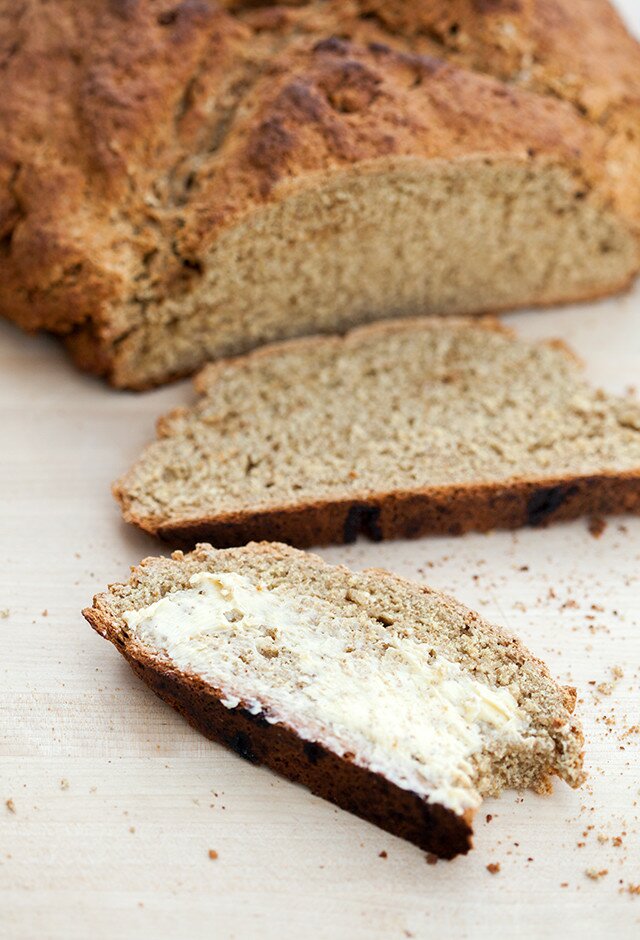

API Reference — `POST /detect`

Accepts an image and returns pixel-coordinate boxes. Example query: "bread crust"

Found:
[83,577,473,859]
[137,472,640,549]
[2,1,639,386]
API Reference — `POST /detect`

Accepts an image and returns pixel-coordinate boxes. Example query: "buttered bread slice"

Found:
[84,542,584,859]
[115,318,640,547]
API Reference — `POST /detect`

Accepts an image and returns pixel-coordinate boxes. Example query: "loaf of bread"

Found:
[2,1,639,388]
[83,542,584,858]
[114,317,640,546]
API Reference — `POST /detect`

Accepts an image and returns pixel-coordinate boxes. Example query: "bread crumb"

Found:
[585,868,608,880]
[597,666,624,696]
[378,850,388,858]
[60,778,69,790]
[5,798,16,814]
[486,814,493,823]
[425,853,438,865]
[588,516,607,539]
[41,609,48,617]
[208,849,218,860]
[0,609,9,619]
[628,884,640,896]
[486,863,500,874]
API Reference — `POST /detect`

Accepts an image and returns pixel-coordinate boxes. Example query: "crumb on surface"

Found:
[585,868,608,880]
[596,666,624,697]
[0,609,9,619]
[588,516,607,539]
[208,849,218,860]
[5,798,15,814]
[425,853,438,866]
[379,850,388,858]
[60,779,69,791]
[486,863,500,874]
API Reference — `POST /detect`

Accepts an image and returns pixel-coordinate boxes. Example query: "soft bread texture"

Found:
[115,317,640,547]
[83,542,585,858]
[2,1,640,388]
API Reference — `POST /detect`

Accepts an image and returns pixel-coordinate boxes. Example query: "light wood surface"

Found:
[2,5,640,934]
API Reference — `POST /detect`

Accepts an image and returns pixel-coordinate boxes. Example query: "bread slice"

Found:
[2,2,639,388]
[115,317,640,547]
[83,542,584,858]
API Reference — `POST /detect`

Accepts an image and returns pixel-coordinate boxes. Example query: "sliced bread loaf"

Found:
[2,1,639,387]
[115,318,640,547]
[83,542,584,858]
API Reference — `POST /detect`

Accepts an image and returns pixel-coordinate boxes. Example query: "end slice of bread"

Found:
[114,317,640,547]
[84,542,585,859]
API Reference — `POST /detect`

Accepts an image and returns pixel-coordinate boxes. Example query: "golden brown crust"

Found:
[358,0,640,117]
[362,0,640,219]
[1,1,639,386]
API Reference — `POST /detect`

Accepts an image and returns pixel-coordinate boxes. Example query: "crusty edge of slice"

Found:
[120,471,640,549]
[83,542,476,859]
